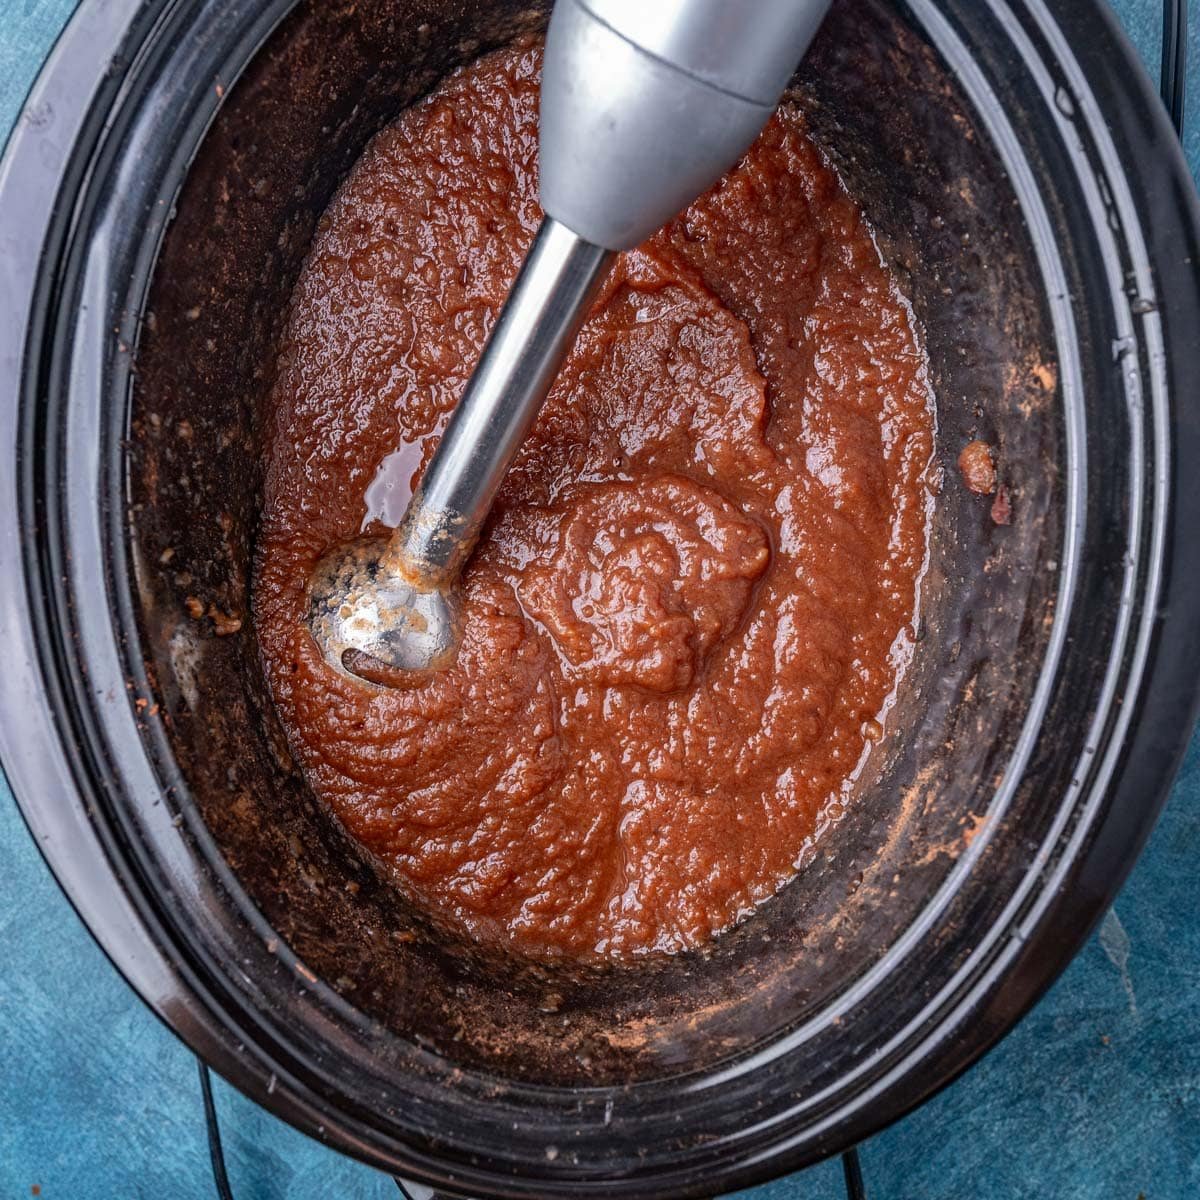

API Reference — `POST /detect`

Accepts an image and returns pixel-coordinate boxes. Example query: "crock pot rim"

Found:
[2,0,1199,1196]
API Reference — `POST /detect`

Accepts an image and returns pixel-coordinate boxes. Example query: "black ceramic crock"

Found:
[2,0,1200,1196]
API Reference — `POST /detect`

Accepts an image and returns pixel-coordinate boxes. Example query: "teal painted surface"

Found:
[0,2,1197,1197]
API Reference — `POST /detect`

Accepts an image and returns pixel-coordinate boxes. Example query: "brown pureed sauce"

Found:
[255,43,936,960]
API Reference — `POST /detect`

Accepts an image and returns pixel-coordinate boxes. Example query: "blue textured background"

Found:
[1,3,1197,1197]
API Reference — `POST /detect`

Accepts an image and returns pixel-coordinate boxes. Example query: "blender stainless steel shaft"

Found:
[307,220,614,679]
[307,0,833,684]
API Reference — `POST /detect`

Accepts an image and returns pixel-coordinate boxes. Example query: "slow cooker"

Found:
[2,0,1199,1196]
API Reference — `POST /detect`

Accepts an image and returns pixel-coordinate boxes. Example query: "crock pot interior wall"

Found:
[129,0,1060,1085]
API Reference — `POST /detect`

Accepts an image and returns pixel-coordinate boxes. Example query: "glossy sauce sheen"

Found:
[255,44,936,960]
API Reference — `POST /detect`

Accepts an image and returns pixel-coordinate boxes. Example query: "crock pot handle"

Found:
[539,0,833,250]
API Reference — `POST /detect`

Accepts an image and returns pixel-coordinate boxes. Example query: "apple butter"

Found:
[255,42,936,960]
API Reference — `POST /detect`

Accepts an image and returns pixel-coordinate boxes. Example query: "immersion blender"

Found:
[307,0,833,683]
